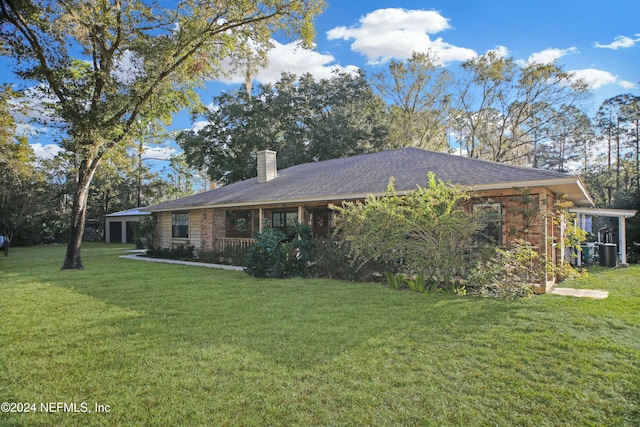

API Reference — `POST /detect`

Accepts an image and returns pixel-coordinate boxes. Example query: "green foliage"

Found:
[131,216,156,249]
[507,187,541,240]
[314,237,398,282]
[333,172,482,282]
[552,260,588,283]
[384,272,465,295]
[548,195,588,267]
[455,51,590,164]
[179,71,391,184]
[468,240,541,299]
[593,94,640,207]
[0,0,324,268]
[384,272,406,290]
[404,273,433,293]
[372,51,452,150]
[0,88,48,243]
[535,104,595,172]
[244,224,316,278]
[197,245,249,266]
[146,245,195,261]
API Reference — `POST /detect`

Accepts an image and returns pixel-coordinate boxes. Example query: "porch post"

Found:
[259,208,263,232]
[121,220,127,244]
[559,214,566,263]
[576,216,582,267]
[298,205,304,224]
[619,216,628,266]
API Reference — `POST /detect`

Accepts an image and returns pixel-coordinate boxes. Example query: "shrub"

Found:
[332,172,482,283]
[467,240,541,299]
[314,238,397,282]
[131,216,156,249]
[198,245,249,266]
[314,238,355,280]
[244,224,315,278]
[146,245,195,261]
[404,273,447,294]
[551,259,587,282]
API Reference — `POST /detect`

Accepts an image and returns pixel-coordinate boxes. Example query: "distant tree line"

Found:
[1,43,639,250]
[180,51,639,215]
[1,84,206,245]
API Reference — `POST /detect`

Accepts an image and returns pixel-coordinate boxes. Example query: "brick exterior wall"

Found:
[212,209,226,241]
[200,209,214,250]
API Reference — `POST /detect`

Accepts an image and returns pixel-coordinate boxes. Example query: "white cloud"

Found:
[112,50,145,85]
[620,80,637,89]
[326,8,476,65]
[573,70,639,91]
[216,40,359,85]
[142,145,177,161]
[30,143,64,160]
[189,120,209,132]
[256,40,359,83]
[10,86,60,128]
[594,34,640,50]
[527,47,578,64]
[487,46,509,58]
[569,68,618,89]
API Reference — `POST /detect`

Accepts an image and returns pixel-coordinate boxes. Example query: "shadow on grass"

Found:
[86,275,523,370]
[3,245,640,425]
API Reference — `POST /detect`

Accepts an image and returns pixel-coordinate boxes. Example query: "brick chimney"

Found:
[257,149,277,183]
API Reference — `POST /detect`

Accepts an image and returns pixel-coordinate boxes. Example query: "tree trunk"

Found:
[61,158,100,270]
[2,233,10,257]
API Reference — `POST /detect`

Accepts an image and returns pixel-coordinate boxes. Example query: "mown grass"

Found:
[1,243,639,426]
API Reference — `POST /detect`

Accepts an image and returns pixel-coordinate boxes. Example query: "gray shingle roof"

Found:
[147,147,587,211]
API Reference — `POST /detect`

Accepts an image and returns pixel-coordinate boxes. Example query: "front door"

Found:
[312,210,331,238]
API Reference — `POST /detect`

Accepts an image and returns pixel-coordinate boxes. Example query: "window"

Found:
[473,203,502,246]
[272,211,298,231]
[172,213,189,238]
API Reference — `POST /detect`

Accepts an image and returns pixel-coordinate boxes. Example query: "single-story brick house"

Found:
[146,147,595,291]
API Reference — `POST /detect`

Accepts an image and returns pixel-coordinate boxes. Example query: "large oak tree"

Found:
[1,0,324,269]
[179,70,391,184]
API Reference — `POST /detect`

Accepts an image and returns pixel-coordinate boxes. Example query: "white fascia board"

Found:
[570,208,638,218]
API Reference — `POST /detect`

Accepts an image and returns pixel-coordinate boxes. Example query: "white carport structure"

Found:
[571,207,638,267]
[105,207,151,243]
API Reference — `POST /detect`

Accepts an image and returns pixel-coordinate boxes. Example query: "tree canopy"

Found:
[0,85,47,249]
[0,0,325,268]
[179,70,391,184]
[452,52,590,164]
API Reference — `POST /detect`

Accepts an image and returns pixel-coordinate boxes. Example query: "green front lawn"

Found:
[1,243,639,426]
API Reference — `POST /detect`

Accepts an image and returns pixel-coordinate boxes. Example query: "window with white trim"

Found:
[172,213,189,238]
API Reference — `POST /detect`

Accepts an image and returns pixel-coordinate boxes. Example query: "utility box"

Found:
[598,243,617,267]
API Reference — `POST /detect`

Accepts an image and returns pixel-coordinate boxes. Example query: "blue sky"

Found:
[12,0,640,162]
[256,0,639,104]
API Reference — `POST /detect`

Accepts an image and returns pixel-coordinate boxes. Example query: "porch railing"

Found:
[214,237,256,252]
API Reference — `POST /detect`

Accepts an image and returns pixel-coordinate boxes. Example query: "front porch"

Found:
[213,237,256,252]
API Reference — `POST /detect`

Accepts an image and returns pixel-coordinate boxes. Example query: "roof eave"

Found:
[145,177,594,212]
[472,177,594,207]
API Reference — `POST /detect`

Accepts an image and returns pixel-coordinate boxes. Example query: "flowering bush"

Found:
[467,240,542,299]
